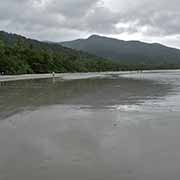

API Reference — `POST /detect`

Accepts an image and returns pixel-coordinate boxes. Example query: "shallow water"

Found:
[0,71,180,180]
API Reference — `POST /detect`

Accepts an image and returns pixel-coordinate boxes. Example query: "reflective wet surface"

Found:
[0,71,180,180]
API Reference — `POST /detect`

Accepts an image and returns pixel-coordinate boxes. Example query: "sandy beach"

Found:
[1,70,180,82]
[0,72,107,82]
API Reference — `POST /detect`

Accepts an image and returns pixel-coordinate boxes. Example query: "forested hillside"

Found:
[0,31,122,75]
[1,31,180,75]
[61,35,180,67]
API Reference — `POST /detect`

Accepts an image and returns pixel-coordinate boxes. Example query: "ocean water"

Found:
[0,71,180,180]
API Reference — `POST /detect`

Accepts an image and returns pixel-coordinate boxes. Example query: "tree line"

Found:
[0,36,179,75]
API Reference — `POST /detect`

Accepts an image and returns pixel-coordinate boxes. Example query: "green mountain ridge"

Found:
[0,31,120,74]
[61,34,180,66]
[1,31,180,75]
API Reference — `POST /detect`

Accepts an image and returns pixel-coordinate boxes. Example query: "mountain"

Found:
[0,31,120,75]
[1,31,180,75]
[61,35,180,67]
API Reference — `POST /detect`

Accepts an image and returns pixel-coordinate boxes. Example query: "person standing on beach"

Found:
[52,72,55,77]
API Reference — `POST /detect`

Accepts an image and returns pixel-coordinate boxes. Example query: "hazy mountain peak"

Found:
[87,34,102,39]
[61,35,180,65]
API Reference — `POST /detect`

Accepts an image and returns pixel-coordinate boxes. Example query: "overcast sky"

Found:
[0,0,180,48]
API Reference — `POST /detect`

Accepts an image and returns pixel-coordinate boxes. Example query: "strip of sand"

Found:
[0,72,109,82]
[1,70,180,82]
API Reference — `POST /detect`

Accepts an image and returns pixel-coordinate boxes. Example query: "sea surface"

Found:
[0,71,180,180]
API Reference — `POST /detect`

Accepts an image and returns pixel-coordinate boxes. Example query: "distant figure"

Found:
[52,72,56,84]
[52,72,55,78]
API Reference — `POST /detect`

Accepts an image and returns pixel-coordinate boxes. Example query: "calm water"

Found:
[0,71,180,180]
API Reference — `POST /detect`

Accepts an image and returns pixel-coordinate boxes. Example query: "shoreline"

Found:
[1,69,180,82]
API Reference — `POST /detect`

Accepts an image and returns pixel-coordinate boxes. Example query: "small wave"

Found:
[108,104,141,111]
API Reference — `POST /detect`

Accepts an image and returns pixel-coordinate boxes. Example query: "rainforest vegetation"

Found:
[0,31,180,75]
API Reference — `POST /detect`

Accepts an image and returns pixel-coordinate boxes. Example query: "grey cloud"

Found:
[0,0,180,48]
[85,6,120,34]
[116,0,180,36]
[48,0,99,17]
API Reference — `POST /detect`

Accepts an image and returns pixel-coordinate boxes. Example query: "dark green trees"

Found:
[0,37,121,75]
[1,31,180,75]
